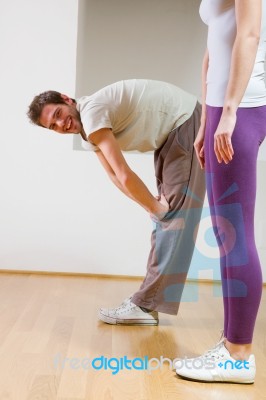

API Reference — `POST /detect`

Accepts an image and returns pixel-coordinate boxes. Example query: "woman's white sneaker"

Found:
[175,343,256,384]
[98,297,159,325]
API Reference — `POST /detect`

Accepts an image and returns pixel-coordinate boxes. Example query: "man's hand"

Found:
[214,112,236,164]
[150,194,170,222]
[194,123,206,169]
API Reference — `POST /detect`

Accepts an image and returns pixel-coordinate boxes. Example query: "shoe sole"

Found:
[98,312,159,326]
[176,373,255,384]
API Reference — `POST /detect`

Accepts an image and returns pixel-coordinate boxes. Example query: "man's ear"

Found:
[60,94,73,105]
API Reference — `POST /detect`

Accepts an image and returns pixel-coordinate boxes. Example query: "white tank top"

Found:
[199,0,266,107]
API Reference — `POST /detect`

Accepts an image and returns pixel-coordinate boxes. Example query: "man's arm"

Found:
[89,128,169,219]
[95,149,136,201]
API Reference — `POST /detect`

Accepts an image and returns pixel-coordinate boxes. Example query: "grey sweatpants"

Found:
[131,102,205,315]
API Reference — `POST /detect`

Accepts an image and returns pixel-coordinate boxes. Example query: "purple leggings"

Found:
[205,105,266,344]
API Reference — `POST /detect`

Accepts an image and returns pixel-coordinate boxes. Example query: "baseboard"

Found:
[1,268,265,286]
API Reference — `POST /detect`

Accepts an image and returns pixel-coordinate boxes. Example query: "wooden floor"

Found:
[0,272,265,400]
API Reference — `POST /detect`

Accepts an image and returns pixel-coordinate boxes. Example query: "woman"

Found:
[176,0,266,383]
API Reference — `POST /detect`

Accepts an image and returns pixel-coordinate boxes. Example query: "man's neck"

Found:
[79,127,87,141]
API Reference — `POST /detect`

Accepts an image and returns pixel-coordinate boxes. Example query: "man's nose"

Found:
[56,118,65,131]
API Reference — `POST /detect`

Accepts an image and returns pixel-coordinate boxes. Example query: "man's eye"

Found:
[56,109,61,117]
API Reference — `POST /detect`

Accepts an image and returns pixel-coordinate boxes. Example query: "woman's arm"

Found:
[214,0,262,164]
[200,48,209,127]
[194,48,209,169]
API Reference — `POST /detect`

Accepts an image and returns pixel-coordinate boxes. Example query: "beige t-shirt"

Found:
[76,79,197,152]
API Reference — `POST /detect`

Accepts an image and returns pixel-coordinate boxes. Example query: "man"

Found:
[27,79,205,325]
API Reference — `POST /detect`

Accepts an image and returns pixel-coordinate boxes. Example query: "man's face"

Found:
[39,95,82,134]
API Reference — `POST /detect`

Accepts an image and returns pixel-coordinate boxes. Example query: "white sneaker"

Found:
[175,343,256,384]
[98,297,159,325]
[202,334,225,357]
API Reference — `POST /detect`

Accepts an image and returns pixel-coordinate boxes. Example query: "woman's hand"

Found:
[214,111,236,164]
[194,123,206,169]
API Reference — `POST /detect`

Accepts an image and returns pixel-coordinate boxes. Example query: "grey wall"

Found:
[74,0,206,150]
[76,0,206,93]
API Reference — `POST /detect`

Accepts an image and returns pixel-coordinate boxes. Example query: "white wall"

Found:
[0,0,160,276]
[0,0,80,271]
[0,0,265,282]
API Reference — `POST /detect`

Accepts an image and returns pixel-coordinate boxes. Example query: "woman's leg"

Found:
[175,106,265,383]
[205,105,266,355]
[204,108,229,339]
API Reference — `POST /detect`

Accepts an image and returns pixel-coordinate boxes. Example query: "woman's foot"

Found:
[225,340,252,361]
[175,342,255,383]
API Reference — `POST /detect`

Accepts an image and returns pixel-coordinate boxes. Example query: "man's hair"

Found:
[27,90,67,126]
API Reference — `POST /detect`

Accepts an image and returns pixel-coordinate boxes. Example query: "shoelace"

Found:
[202,331,225,357]
[205,345,226,361]
[113,298,134,314]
